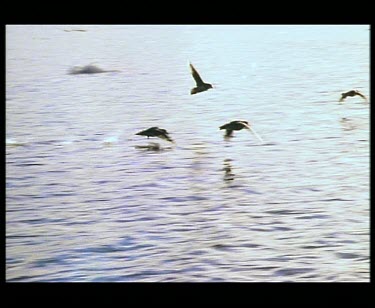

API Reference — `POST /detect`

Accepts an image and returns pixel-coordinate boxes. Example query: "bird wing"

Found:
[190,63,205,86]
[356,91,367,100]
[247,126,264,144]
[156,128,168,134]
[158,133,174,143]
[240,121,251,129]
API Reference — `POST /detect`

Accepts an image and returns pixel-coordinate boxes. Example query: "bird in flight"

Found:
[220,120,263,143]
[189,63,213,95]
[339,90,368,103]
[135,127,174,143]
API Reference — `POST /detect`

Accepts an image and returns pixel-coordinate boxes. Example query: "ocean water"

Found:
[6,25,370,282]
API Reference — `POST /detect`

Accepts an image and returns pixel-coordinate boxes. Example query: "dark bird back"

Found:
[135,127,174,143]
[219,120,250,137]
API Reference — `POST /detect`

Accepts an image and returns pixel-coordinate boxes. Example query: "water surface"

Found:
[6,25,369,282]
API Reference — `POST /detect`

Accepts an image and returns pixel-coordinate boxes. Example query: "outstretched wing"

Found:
[190,63,205,86]
[355,91,367,101]
[156,128,168,134]
[246,125,264,143]
[158,133,174,143]
[239,121,251,129]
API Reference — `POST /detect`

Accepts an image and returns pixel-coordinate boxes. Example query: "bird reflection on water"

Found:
[134,142,175,153]
[223,159,235,182]
[340,117,357,131]
[134,142,167,152]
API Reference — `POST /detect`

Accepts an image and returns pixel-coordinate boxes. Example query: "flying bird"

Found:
[220,120,263,143]
[135,127,174,143]
[339,90,368,103]
[189,63,213,95]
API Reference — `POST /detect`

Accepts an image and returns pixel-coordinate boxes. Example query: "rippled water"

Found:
[6,25,370,282]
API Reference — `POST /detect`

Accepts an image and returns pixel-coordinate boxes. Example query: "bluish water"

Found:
[6,25,369,282]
